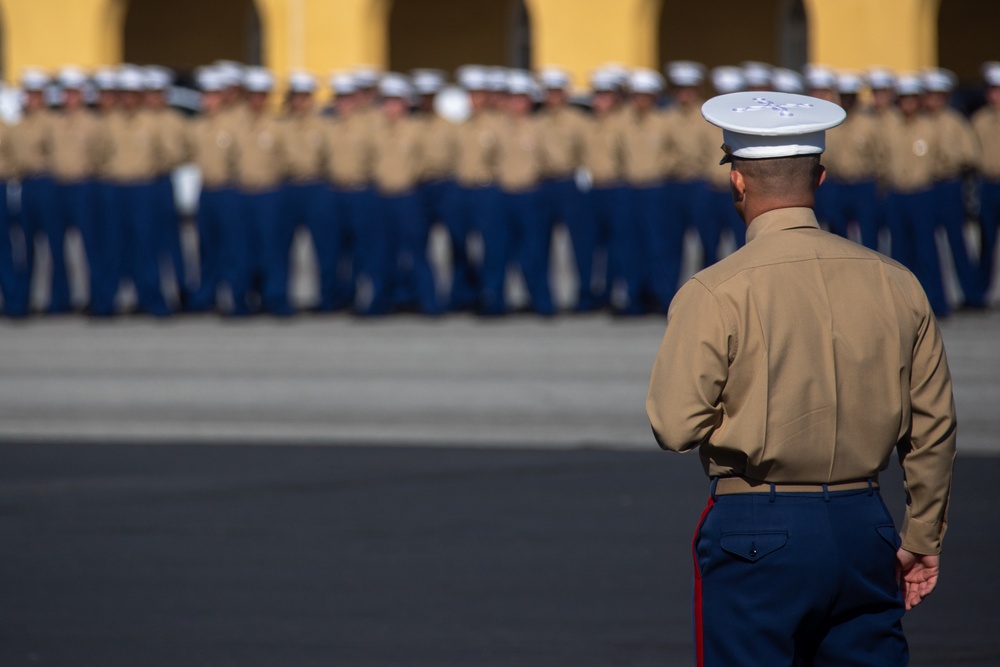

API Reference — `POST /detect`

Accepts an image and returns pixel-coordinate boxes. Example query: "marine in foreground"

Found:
[646,91,957,666]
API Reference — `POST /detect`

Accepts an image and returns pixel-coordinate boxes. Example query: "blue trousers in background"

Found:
[383,190,440,315]
[979,179,1000,301]
[236,189,292,316]
[693,486,907,667]
[19,176,58,313]
[635,182,680,313]
[449,185,497,311]
[826,179,880,250]
[933,178,983,306]
[697,186,746,266]
[55,181,100,311]
[87,182,120,316]
[116,182,170,317]
[0,183,16,315]
[674,180,714,271]
[190,186,238,311]
[887,189,949,317]
[580,185,640,313]
[502,189,555,316]
[154,174,187,304]
[286,182,339,312]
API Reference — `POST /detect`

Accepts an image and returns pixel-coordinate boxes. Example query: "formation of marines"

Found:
[1,58,998,318]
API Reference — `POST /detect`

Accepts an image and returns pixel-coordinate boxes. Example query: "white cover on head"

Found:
[196,67,224,92]
[379,73,412,99]
[866,67,896,90]
[741,61,773,88]
[837,72,863,95]
[117,65,146,92]
[984,61,1000,87]
[666,61,705,87]
[922,68,956,93]
[213,61,246,88]
[506,69,536,96]
[243,67,274,93]
[288,70,317,93]
[330,72,357,95]
[457,65,489,91]
[21,68,50,91]
[486,67,509,92]
[93,67,118,91]
[590,69,621,93]
[772,68,804,93]
[896,73,924,96]
[144,66,173,91]
[58,66,88,89]
[701,91,846,162]
[538,67,570,90]
[353,66,380,89]
[412,69,446,95]
[804,65,837,90]
[629,68,664,94]
[712,66,745,94]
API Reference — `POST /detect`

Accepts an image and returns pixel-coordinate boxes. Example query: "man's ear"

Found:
[729,169,746,202]
[816,164,827,188]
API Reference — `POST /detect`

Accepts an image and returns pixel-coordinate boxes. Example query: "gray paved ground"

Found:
[0,311,998,665]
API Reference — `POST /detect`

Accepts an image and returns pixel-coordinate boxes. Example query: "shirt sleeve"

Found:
[646,278,734,452]
[898,300,957,555]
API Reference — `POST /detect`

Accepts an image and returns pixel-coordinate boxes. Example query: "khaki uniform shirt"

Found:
[0,123,15,181]
[823,108,884,183]
[148,106,189,172]
[496,115,545,193]
[98,109,170,184]
[188,112,238,189]
[580,113,625,188]
[323,114,373,189]
[453,112,503,188]
[537,105,587,179]
[621,108,670,186]
[48,110,103,183]
[647,207,956,555]
[284,112,327,185]
[663,104,716,182]
[372,116,424,195]
[972,105,1000,181]
[9,109,55,178]
[883,112,938,193]
[234,112,287,192]
[417,113,456,182]
[929,107,979,180]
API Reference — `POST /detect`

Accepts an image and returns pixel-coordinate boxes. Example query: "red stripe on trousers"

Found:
[692,497,714,667]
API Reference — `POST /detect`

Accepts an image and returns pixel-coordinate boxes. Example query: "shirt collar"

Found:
[746,207,820,243]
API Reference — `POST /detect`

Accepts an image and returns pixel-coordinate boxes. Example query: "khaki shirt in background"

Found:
[187,112,238,190]
[323,114,373,189]
[823,108,885,183]
[453,112,502,188]
[579,113,625,188]
[929,107,980,179]
[98,109,170,184]
[496,115,545,193]
[48,109,103,183]
[621,107,670,187]
[882,112,938,193]
[418,113,456,183]
[283,112,328,185]
[148,106,190,172]
[371,115,425,195]
[537,104,588,179]
[233,112,287,192]
[971,105,1000,181]
[663,103,716,182]
[0,123,15,181]
[647,207,956,555]
[9,109,55,178]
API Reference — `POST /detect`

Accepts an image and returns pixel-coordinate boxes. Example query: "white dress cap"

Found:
[486,67,509,92]
[983,61,1000,87]
[629,68,664,94]
[922,68,956,93]
[288,70,317,94]
[21,68,50,92]
[117,65,146,92]
[93,67,118,91]
[196,67,224,93]
[353,66,381,89]
[58,66,88,90]
[701,91,846,163]
[895,73,924,96]
[379,72,413,100]
[538,67,570,90]
[866,67,896,90]
[597,63,629,87]
[412,69,446,95]
[741,61,773,88]
[243,67,274,93]
[804,65,837,90]
[837,72,863,95]
[711,66,745,94]
[590,69,620,93]
[330,72,358,95]
[666,61,705,87]
[213,61,245,88]
[457,65,489,91]
[506,69,537,96]
[144,66,173,91]
[772,68,804,93]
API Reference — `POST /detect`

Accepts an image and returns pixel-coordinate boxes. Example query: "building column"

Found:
[527,0,662,88]
[805,0,938,71]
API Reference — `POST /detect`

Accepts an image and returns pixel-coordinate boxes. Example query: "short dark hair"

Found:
[732,154,823,197]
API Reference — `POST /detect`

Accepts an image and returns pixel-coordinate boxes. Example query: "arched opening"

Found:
[388,0,531,73]
[123,0,262,72]
[659,0,807,70]
[938,0,999,89]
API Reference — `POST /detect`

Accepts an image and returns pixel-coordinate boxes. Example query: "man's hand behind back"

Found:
[897,549,940,610]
